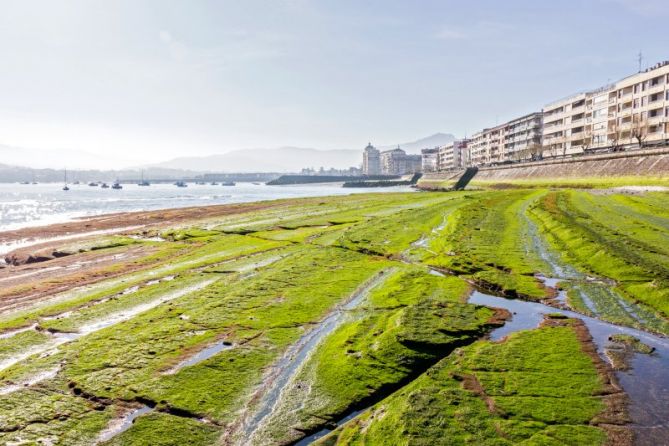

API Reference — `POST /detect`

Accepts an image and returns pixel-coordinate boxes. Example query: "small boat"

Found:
[73,181,80,185]
[195,181,206,185]
[111,182,123,190]
[63,168,70,191]
[88,182,99,187]
[221,181,236,186]
[138,171,150,186]
[101,183,110,189]
[252,182,262,185]
[210,182,219,186]
[175,181,187,188]
[20,181,30,185]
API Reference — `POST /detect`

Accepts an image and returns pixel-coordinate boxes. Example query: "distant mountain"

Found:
[0,144,137,170]
[148,147,362,173]
[378,133,456,154]
[149,133,457,173]
[0,163,206,183]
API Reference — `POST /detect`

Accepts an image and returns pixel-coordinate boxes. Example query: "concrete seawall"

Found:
[419,147,669,189]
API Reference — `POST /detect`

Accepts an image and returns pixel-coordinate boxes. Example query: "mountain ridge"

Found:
[147,133,456,173]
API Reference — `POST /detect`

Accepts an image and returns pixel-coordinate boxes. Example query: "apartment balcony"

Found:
[648,114,666,124]
[570,117,585,125]
[543,112,565,123]
[570,105,585,114]
[618,92,633,101]
[647,83,666,95]
[648,94,665,104]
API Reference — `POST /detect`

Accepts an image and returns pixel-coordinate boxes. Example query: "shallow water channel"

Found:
[241,269,394,444]
[469,290,669,446]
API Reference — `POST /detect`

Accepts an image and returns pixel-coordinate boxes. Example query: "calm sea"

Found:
[0,182,413,232]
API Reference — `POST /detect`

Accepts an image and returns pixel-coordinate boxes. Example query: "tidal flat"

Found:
[0,189,667,445]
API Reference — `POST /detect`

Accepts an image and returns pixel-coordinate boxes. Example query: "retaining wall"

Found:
[420,147,669,188]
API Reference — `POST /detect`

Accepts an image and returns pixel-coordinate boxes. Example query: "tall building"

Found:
[503,112,543,161]
[542,92,589,156]
[459,59,669,168]
[421,147,439,172]
[588,86,613,150]
[468,130,487,166]
[362,143,380,175]
[437,139,470,170]
[468,125,505,166]
[541,60,669,155]
[380,147,422,175]
[605,61,669,149]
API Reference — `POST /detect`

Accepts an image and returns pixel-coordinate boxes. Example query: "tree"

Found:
[608,121,623,152]
[528,140,543,161]
[630,113,649,149]
[546,136,560,158]
[581,126,593,154]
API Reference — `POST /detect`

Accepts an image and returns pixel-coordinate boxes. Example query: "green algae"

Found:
[608,334,654,354]
[101,411,219,446]
[530,190,669,323]
[250,268,497,444]
[0,190,660,444]
[317,324,610,446]
[422,190,548,300]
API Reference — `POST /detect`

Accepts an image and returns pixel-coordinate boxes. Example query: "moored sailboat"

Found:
[62,168,70,191]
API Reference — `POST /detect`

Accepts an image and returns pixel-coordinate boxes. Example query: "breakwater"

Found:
[267,174,398,185]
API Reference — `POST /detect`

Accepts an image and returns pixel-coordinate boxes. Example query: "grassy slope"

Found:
[470,175,669,189]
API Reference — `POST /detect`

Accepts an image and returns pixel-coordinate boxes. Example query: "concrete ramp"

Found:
[453,167,478,190]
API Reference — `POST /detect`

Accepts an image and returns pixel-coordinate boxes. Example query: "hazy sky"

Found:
[0,0,667,166]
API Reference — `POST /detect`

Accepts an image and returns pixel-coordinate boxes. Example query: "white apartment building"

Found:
[468,125,505,166]
[421,147,439,172]
[437,140,469,170]
[606,61,669,148]
[503,112,543,161]
[468,130,487,166]
[380,147,422,175]
[588,86,613,149]
[542,92,589,156]
[449,60,669,168]
[541,61,669,155]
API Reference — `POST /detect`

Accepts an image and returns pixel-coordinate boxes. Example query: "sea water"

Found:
[0,182,412,231]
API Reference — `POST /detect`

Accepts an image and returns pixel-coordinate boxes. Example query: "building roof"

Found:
[380,146,406,155]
